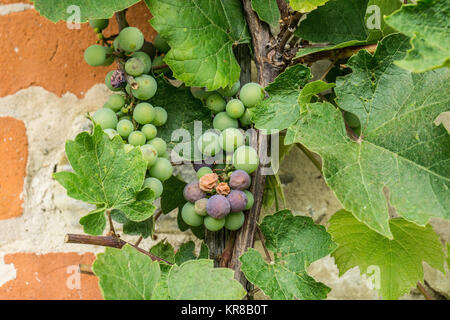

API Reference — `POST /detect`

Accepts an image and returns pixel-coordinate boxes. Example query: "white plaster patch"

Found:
[0,3,34,16]
[0,253,16,287]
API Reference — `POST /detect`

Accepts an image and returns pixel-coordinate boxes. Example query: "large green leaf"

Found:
[111,209,154,239]
[252,0,280,30]
[290,0,329,13]
[252,64,311,130]
[385,0,450,72]
[34,0,140,23]
[286,34,450,238]
[329,210,445,300]
[93,244,161,300]
[146,0,250,90]
[240,210,336,300]
[168,259,247,300]
[53,125,156,234]
[161,175,187,214]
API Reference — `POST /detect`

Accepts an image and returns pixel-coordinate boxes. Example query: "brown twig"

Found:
[134,236,143,247]
[106,210,116,236]
[417,282,433,300]
[152,64,169,71]
[115,10,129,32]
[294,43,378,65]
[256,226,272,262]
[319,58,337,81]
[219,231,236,267]
[65,234,172,265]
[79,264,95,276]
[278,12,302,53]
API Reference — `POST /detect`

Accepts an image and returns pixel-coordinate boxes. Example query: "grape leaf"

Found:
[251,64,311,130]
[146,0,250,90]
[53,125,156,234]
[290,0,329,13]
[150,240,176,263]
[385,0,450,72]
[365,0,402,42]
[168,259,247,300]
[298,80,335,112]
[34,0,140,23]
[286,34,450,238]
[111,209,153,239]
[79,207,106,235]
[328,210,445,300]
[175,241,210,265]
[252,0,280,30]
[240,210,336,300]
[161,175,187,214]
[93,244,161,300]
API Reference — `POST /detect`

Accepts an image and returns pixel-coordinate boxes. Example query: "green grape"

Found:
[105,94,125,112]
[118,115,132,122]
[197,132,221,156]
[218,80,240,97]
[125,83,131,95]
[213,112,238,131]
[118,27,144,53]
[125,57,145,77]
[116,119,134,138]
[181,202,204,227]
[204,216,225,231]
[239,108,253,127]
[141,124,157,140]
[225,99,245,119]
[113,37,120,51]
[148,157,173,181]
[197,167,213,179]
[93,108,118,129]
[194,198,208,216]
[190,87,211,100]
[152,55,170,75]
[143,177,163,198]
[123,144,134,153]
[239,82,265,108]
[131,75,157,100]
[220,128,244,152]
[131,51,152,74]
[128,131,146,146]
[344,111,360,128]
[89,19,109,31]
[140,144,158,168]
[152,107,168,126]
[243,190,254,210]
[147,137,167,156]
[160,151,170,159]
[153,34,170,53]
[225,211,245,231]
[102,51,114,67]
[133,102,155,125]
[103,128,118,140]
[206,93,226,114]
[233,146,259,174]
[105,71,122,91]
[84,45,109,67]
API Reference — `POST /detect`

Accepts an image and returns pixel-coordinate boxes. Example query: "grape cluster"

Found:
[181,81,266,232]
[84,20,173,199]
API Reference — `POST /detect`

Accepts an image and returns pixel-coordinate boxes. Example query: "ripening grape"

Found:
[125,58,145,77]
[143,177,163,198]
[243,190,254,210]
[225,211,245,231]
[344,111,360,128]
[183,181,206,203]
[93,108,118,129]
[227,190,247,213]
[148,157,173,181]
[105,94,125,112]
[206,93,226,114]
[140,144,158,168]
[197,132,222,156]
[218,80,240,97]
[133,102,155,125]
[128,131,146,146]
[206,195,230,219]
[89,19,109,31]
[239,108,253,127]
[194,198,208,216]
[84,45,109,67]
[233,145,259,174]
[220,128,244,152]
[213,112,238,131]
[116,119,134,138]
[197,167,213,179]
[229,170,251,190]
[153,34,170,53]
[118,27,144,52]
[131,51,152,74]
[181,202,204,227]
[141,124,157,140]
[239,82,265,108]
[105,71,122,91]
[225,99,245,119]
[152,107,168,126]
[147,137,167,156]
[131,75,157,100]
[103,128,118,140]
[123,144,134,153]
[204,216,225,231]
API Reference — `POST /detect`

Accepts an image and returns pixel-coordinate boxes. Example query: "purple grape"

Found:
[226,190,248,213]
[183,181,206,203]
[206,195,231,219]
[229,170,251,190]
[111,70,126,88]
